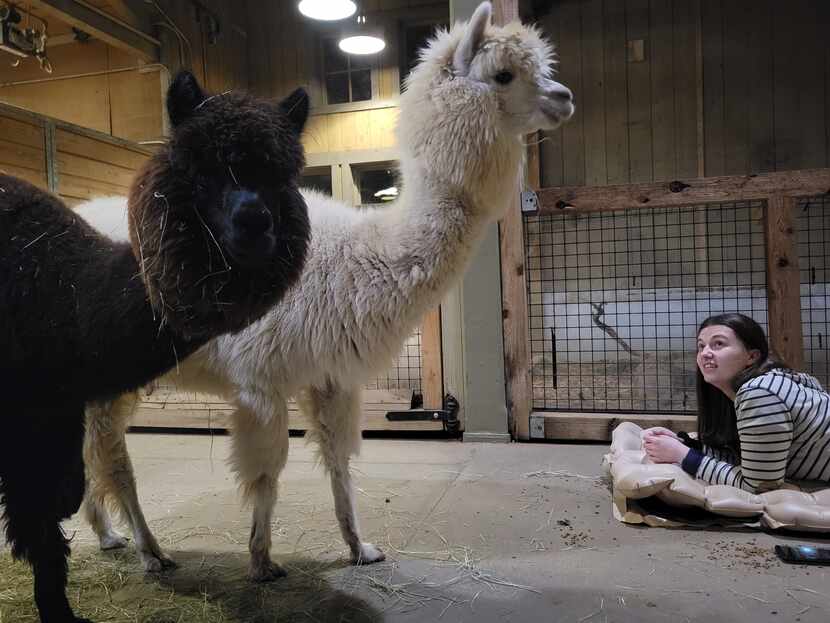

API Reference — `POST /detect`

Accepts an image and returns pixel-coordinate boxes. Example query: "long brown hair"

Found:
[696,313,789,450]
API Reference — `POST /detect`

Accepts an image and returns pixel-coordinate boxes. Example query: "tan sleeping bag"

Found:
[605,422,830,531]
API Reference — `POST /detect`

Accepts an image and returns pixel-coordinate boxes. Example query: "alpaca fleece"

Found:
[80,1,574,584]
[130,87,310,340]
[0,69,311,623]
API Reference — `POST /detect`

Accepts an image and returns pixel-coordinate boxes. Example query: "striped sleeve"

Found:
[695,387,793,493]
[699,443,739,464]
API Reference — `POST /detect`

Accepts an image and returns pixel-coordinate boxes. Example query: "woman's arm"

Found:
[682,387,793,492]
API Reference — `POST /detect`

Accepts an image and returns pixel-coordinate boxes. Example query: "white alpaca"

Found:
[78,2,574,579]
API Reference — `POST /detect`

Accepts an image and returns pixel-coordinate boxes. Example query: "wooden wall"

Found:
[246,0,445,156]
[0,113,48,189]
[0,103,151,206]
[0,0,249,143]
[539,0,830,188]
[0,42,165,142]
[55,126,150,206]
[304,107,399,155]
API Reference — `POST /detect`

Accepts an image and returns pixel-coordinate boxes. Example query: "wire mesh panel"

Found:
[525,201,768,414]
[797,196,830,389]
[365,328,423,394]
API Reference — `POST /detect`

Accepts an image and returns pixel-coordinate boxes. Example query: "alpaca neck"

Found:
[367,132,522,319]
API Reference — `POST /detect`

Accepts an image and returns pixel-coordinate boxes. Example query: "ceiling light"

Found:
[298,0,356,21]
[338,14,385,55]
[339,34,385,55]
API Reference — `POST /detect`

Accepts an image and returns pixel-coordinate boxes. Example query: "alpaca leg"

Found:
[301,385,385,565]
[83,397,175,571]
[83,493,127,551]
[229,399,290,582]
[84,401,128,550]
[1,408,92,623]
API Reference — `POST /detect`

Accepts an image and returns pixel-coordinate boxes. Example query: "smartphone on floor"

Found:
[775,544,830,565]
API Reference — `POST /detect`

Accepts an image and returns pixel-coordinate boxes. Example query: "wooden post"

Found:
[765,194,804,369]
[491,0,531,439]
[420,308,444,410]
[492,0,518,24]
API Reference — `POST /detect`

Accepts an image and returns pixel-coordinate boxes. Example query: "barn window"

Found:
[400,20,446,90]
[322,37,373,104]
[301,167,333,196]
[352,164,398,209]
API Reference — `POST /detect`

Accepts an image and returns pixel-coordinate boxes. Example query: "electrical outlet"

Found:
[521,190,539,213]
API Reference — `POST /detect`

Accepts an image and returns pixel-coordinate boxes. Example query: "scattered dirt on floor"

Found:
[704,538,781,571]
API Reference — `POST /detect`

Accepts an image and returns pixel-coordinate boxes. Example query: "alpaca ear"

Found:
[278,88,310,135]
[166,70,206,127]
[452,1,491,76]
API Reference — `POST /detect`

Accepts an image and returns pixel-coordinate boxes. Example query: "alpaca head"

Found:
[398,2,573,204]
[128,71,311,340]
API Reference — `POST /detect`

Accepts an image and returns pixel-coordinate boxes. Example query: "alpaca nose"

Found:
[548,83,573,104]
[230,192,273,239]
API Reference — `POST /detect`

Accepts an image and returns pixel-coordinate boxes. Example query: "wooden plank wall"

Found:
[0,112,47,189]
[0,103,150,205]
[540,0,830,187]
[0,41,164,141]
[303,108,399,155]
[55,127,150,207]
[246,0,444,156]
[0,0,249,143]
[245,0,443,102]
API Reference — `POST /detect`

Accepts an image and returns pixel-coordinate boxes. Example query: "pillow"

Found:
[606,422,830,531]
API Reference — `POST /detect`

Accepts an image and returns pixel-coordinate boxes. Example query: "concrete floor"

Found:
[10,433,830,622]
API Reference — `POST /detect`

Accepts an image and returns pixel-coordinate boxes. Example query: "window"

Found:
[301,167,333,196]
[353,165,398,208]
[323,37,373,104]
[400,21,446,89]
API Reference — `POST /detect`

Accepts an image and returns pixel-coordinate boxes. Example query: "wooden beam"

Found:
[131,407,446,432]
[420,308,444,410]
[492,0,531,440]
[536,168,830,215]
[534,412,697,442]
[492,0,519,24]
[765,195,804,369]
[29,0,159,61]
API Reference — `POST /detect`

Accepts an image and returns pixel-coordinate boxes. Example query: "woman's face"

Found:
[696,325,760,389]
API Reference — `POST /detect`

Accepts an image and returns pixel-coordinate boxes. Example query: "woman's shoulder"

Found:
[738,369,824,398]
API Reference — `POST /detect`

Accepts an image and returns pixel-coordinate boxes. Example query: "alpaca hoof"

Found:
[352,542,385,565]
[248,560,287,582]
[99,532,128,551]
[140,551,178,573]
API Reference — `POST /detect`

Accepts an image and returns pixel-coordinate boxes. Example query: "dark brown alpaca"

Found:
[0,71,311,623]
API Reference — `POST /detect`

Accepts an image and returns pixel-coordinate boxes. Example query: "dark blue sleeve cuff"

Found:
[681,448,704,476]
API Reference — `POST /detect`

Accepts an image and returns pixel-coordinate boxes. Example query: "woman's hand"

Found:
[643,435,690,464]
[641,426,679,440]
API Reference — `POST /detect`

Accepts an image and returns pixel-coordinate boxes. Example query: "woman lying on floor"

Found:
[643,312,830,493]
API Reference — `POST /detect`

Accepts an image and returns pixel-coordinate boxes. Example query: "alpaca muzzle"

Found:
[225,190,277,268]
[541,80,575,127]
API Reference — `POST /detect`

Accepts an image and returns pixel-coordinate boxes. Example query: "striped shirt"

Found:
[682,369,830,493]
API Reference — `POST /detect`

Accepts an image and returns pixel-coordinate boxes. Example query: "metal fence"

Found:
[365,325,424,395]
[524,200,769,413]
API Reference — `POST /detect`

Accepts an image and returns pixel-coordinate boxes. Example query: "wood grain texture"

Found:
[537,168,830,214]
[765,195,804,369]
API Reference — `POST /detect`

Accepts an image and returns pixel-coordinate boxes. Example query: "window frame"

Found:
[319,35,380,107]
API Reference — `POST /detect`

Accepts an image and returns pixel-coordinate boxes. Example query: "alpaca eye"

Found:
[494,71,514,85]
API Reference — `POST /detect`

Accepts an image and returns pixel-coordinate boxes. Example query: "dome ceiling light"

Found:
[298,0,356,21]
[338,14,385,55]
